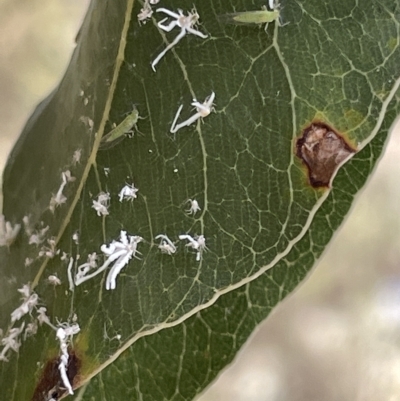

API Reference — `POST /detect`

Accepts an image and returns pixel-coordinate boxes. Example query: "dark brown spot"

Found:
[296,122,356,188]
[31,351,81,401]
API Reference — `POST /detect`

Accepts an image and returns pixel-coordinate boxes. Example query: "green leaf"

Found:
[1,0,399,400]
[77,98,397,401]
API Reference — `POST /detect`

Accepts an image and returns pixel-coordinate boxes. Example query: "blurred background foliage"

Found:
[1,1,399,399]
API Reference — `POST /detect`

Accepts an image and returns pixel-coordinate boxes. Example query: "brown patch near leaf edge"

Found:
[31,350,81,401]
[296,121,357,188]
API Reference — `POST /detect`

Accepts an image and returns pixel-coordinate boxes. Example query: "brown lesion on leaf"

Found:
[295,121,357,188]
[31,350,81,401]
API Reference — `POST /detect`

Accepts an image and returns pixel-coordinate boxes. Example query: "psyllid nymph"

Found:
[219,2,281,30]
[100,107,140,149]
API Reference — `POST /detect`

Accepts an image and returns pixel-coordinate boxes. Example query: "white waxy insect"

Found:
[186,199,201,215]
[170,92,215,133]
[73,232,142,290]
[28,225,49,246]
[63,170,76,183]
[22,215,32,236]
[49,192,67,213]
[23,322,38,340]
[39,238,59,258]
[49,170,74,213]
[0,214,21,248]
[151,7,208,71]
[48,275,62,286]
[17,284,31,298]
[79,115,94,131]
[100,107,140,149]
[195,235,207,261]
[72,231,79,244]
[24,257,33,267]
[37,307,51,326]
[102,232,143,290]
[119,183,139,202]
[179,234,207,261]
[92,192,111,216]
[70,253,98,290]
[67,257,75,291]
[72,148,82,165]
[0,322,25,362]
[10,286,39,323]
[155,234,177,255]
[55,323,80,395]
[138,0,153,23]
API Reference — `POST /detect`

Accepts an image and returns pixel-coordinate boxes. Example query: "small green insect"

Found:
[100,107,140,149]
[219,2,280,30]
